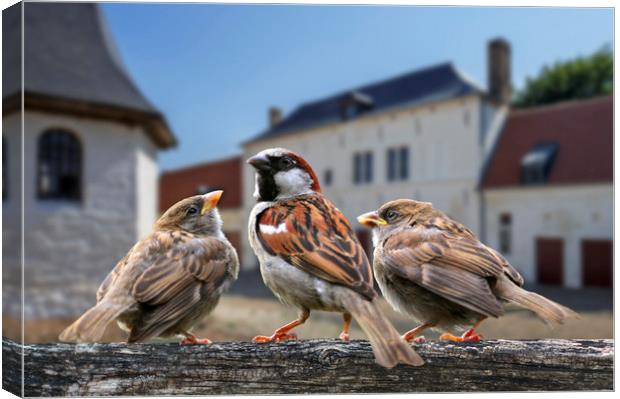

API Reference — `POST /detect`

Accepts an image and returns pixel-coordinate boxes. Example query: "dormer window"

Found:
[343,104,357,120]
[340,91,373,121]
[521,142,558,185]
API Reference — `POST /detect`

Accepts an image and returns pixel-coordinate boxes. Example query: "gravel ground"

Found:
[6,293,612,344]
[230,269,613,311]
[5,268,612,344]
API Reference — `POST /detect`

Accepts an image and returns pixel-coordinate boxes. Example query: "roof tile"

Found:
[481,96,612,188]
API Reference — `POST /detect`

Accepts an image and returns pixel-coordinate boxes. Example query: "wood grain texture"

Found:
[2,337,613,396]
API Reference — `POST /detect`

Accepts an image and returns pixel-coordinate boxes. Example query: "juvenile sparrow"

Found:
[59,191,239,344]
[247,148,423,368]
[358,199,578,343]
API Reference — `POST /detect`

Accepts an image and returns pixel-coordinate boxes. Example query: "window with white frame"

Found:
[353,151,373,184]
[499,213,512,254]
[37,129,82,201]
[324,169,333,186]
[387,146,409,181]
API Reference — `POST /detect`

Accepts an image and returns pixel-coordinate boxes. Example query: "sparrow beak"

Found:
[201,190,223,215]
[357,211,387,227]
[247,154,271,172]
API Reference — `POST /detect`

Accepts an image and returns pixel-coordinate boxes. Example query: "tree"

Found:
[514,46,612,108]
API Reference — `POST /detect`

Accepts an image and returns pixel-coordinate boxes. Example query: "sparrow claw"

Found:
[252,335,273,343]
[180,336,212,345]
[439,331,482,343]
[339,332,350,342]
[252,332,297,343]
[277,332,297,341]
[413,336,426,344]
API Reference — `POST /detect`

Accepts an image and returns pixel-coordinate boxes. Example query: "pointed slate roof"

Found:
[2,2,175,148]
[246,62,482,143]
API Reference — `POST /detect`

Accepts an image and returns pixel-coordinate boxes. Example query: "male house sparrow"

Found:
[247,148,423,368]
[358,199,578,343]
[59,191,239,344]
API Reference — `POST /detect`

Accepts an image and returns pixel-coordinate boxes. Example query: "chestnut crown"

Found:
[247,148,321,201]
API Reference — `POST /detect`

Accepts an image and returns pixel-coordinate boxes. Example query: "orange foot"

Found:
[252,331,298,343]
[339,331,350,342]
[401,334,427,343]
[180,335,212,345]
[439,328,482,342]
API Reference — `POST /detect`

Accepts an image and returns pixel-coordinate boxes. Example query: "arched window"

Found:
[37,129,82,201]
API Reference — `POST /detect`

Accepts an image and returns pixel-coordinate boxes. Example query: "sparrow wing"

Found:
[380,229,505,317]
[420,213,524,286]
[256,194,375,299]
[488,246,525,287]
[96,253,129,303]
[127,233,234,341]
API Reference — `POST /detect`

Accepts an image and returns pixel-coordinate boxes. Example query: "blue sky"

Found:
[102,4,613,171]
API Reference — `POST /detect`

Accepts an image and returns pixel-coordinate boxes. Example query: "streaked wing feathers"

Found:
[128,283,203,343]
[97,254,129,302]
[382,230,504,317]
[131,235,230,305]
[257,194,375,299]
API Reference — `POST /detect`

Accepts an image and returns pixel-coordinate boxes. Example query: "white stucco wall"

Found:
[135,131,158,239]
[483,184,613,288]
[241,95,487,267]
[2,111,159,318]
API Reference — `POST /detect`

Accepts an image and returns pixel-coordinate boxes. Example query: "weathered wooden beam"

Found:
[2,337,613,396]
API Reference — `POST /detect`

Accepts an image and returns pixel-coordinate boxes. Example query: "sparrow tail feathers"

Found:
[59,298,132,343]
[494,277,579,324]
[336,288,424,368]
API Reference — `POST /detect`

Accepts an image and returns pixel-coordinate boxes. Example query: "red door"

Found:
[581,240,612,287]
[536,238,564,285]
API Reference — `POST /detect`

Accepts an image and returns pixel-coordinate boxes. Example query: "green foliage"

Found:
[514,46,612,107]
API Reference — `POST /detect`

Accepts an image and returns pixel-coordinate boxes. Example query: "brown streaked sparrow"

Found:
[59,191,239,344]
[358,199,578,343]
[247,148,423,368]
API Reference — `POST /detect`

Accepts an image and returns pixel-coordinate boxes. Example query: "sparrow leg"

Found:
[439,317,487,342]
[253,308,310,343]
[402,323,435,343]
[339,313,352,342]
[180,331,212,345]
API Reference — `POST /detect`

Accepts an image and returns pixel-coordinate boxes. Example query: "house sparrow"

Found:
[358,199,578,343]
[59,191,239,344]
[247,148,423,368]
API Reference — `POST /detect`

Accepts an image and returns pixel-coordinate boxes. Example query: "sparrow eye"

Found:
[279,157,294,169]
[187,206,198,215]
[385,210,398,222]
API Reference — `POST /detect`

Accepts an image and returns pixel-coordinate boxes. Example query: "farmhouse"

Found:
[2,2,175,318]
[481,96,612,288]
[157,37,612,289]
[237,39,612,288]
[241,39,511,266]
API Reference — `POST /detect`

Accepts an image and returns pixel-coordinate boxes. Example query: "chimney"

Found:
[269,106,282,128]
[488,38,511,104]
